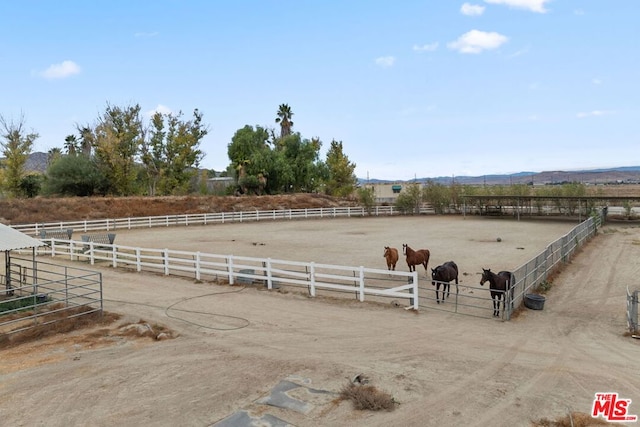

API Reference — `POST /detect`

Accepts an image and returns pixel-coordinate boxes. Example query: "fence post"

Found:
[308,262,316,297]
[358,266,365,302]
[89,241,95,265]
[412,271,419,310]
[228,256,234,285]
[109,245,115,268]
[264,258,273,290]
[136,248,141,272]
[163,249,169,275]
[195,252,201,281]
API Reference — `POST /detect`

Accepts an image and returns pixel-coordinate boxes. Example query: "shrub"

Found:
[339,382,397,411]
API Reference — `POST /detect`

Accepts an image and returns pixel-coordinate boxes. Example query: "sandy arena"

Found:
[1,215,639,427]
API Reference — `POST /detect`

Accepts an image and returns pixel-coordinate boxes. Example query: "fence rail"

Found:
[35,239,420,310]
[10,206,440,237]
[0,258,103,336]
[10,207,606,320]
[505,209,604,319]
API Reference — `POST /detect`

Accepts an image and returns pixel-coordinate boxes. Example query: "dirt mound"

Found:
[0,193,358,225]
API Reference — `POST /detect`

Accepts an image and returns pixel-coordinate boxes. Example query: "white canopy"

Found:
[0,223,45,252]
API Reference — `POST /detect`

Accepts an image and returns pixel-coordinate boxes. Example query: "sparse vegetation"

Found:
[0,305,120,349]
[0,193,358,225]
[532,411,613,426]
[357,186,376,215]
[538,280,553,293]
[339,381,397,411]
[0,304,174,349]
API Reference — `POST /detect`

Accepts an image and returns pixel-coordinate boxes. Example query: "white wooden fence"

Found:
[37,239,420,310]
[13,206,425,237]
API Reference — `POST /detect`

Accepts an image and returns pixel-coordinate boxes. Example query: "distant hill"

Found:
[359,166,640,186]
[14,153,640,186]
[25,152,49,173]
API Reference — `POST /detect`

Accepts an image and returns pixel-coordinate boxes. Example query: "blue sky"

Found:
[1,0,638,180]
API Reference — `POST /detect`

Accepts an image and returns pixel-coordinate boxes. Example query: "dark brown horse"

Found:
[431,261,458,304]
[402,244,430,273]
[383,246,399,271]
[480,268,516,317]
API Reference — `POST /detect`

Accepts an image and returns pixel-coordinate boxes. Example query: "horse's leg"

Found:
[435,283,440,304]
[491,293,498,316]
[446,282,450,300]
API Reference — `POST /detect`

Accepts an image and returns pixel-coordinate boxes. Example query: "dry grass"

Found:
[0,304,120,349]
[532,411,617,426]
[0,304,175,350]
[0,194,358,225]
[339,382,397,411]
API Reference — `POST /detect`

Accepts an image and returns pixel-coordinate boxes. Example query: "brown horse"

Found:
[431,261,458,304]
[402,244,430,272]
[383,246,399,271]
[480,268,516,317]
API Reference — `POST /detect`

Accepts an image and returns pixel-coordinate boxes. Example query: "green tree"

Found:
[395,183,422,214]
[76,125,94,157]
[142,109,208,195]
[47,147,63,166]
[64,134,80,155]
[275,103,294,139]
[324,140,357,197]
[280,134,323,192]
[19,174,42,198]
[423,180,450,214]
[0,114,38,197]
[43,155,107,196]
[357,186,376,215]
[227,125,273,193]
[92,103,144,195]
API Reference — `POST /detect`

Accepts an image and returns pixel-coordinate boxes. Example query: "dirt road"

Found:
[1,216,638,426]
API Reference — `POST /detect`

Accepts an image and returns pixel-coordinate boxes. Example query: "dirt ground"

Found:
[1,215,639,427]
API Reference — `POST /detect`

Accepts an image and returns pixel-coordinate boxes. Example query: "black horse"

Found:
[431,261,458,304]
[480,268,516,317]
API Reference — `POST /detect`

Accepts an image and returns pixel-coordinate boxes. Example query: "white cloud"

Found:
[484,0,550,13]
[447,30,508,54]
[461,3,485,16]
[576,110,614,118]
[591,78,602,85]
[375,56,396,67]
[145,104,173,117]
[39,60,81,79]
[412,42,439,52]
[573,9,585,16]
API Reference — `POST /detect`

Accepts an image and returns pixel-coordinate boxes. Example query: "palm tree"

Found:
[275,104,294,139]
[64,134,78,155]
[77,125,94,157]
[47,147,62,165]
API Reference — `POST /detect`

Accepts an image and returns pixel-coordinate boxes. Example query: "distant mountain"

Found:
[0,152,49,173]
[359,166,640,186]
[25,152,49,173]
[15,153,640,186]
